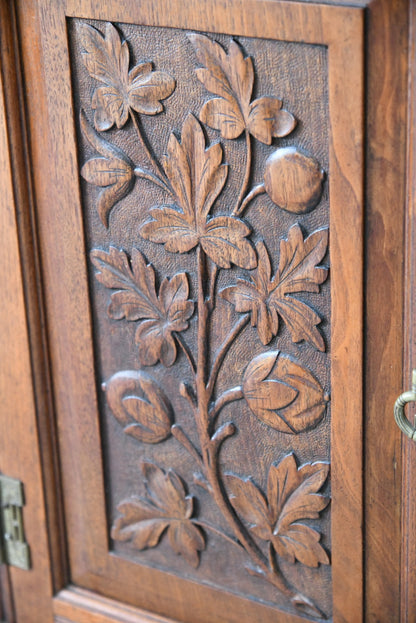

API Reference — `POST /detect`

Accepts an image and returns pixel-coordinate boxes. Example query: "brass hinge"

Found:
[0,475,30,570]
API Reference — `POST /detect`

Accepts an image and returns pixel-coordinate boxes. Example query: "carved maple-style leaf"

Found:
[225,454,329,567]
[90,247,194,366]
[103,370,173,443]
[80,111,134,226]
[268,455,330,567]
[140,114,256,269]
[242,351,329,434]
[188,34,296,144]
[112,462,205,567]
[78,22,175,130]
[221,225,328,350]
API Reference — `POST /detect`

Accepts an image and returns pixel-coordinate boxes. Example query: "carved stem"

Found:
[134,167,171,193]
[191,249,292,600]
[207,263,218,311]
[175,333,197,373]
[209,386,243,423]
[206,314,249,399]
[171,425,202,466]
[131,112,171,190]
[233,129,252,216]
[191,519,243,549]
[236,183,266,216]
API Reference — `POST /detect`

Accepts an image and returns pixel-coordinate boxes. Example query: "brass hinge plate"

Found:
[0,475,31,570]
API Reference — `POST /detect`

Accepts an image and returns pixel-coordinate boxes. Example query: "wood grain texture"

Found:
[54,587,180,623]
[364,0,409,620]
[0,3,54,621]
[401,0,416,619]
[15,1,363,622]
[0,0,68,597]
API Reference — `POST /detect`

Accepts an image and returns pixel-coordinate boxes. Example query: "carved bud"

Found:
[264,147,324,214]
[103,370,173,444]
[242,351,329,434]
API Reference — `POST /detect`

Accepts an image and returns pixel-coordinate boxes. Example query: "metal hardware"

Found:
[0,475,30,570]
[394,369,416,441]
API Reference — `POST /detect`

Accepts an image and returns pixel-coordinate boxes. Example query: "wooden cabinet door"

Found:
[0,0,410,622]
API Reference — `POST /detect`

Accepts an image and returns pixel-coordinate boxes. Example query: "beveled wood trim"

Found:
[18,1,364,621]
[401,0,416,619]
[364,0,409,620]
[54,587,179,623]
[0,3,54,621]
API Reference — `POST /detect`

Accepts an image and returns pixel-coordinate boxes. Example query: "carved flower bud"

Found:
[264,146,324,214]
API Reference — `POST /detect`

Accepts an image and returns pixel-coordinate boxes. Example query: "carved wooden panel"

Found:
[71,19,331,618]
[25,1,364,621]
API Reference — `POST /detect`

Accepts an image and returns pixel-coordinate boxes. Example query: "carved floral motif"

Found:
[112,462,205,567]
[221,225,328,350]
[79,22,329,618]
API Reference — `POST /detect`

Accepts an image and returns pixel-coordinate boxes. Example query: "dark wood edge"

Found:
[401,0,416,619]
[364,0,409,620]
[0,0,68,595]
[0,3,54,620]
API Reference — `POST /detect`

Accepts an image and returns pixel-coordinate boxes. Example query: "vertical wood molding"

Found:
[364,0,409,620]
[0,2,55,620]
[401,0,416,619]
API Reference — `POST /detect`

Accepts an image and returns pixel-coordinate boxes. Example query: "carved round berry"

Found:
[264,146,324,214]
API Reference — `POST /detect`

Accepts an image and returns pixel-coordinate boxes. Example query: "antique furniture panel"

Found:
[10,1,364,622]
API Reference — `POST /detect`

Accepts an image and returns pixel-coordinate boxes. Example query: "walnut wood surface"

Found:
[364,0,409,620]
[12,1,363,621]
[401,1,416,619]
[2,0,411,622]
[0,3,54,621]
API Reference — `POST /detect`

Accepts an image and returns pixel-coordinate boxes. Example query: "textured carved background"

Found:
[69,19,330,617]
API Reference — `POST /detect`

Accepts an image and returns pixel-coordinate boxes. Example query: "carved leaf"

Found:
[80,111,134,226]
[247,97,297,145]
[225,455,329,568]
[90,247,194,366]
[188,34,295,144]
[78,22,175,130]
[140,114,256,269]
[269,454,329,567]
[224,474,272,541]
[221,226,328,349]
[188,34,251,139]
[103,370,173,443]
[242,351,328,434]
[112,463,205,567]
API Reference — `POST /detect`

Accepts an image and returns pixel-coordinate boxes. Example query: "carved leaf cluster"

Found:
[188,34,296,144]
[112,462,205,567]
[104,370,173,443]
[222,224,328,350]
[242,351,328,434]
[226,454,329,567]
[78,22,175,131]
[140,114,256,269]
[80,111,135,226]
[91,247,194,366]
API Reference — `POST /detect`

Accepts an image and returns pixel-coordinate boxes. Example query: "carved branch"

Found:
[191,519,243,549]
[209,386,243,424]
[171,424,202,466]
[175,333,197,374]
[233,129,252,215]
[235,183,266,217]
[207,314,249,398]
[131,111,172,192]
